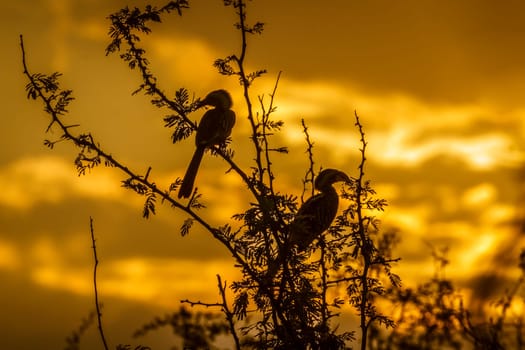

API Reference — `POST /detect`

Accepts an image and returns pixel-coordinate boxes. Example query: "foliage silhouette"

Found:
[21,0,525,349]
[64,310,97,350]
[20,0,400,347]
[368,245,525,350]
[133,305,231,350]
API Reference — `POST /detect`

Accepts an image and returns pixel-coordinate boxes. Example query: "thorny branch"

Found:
[20,9,296,341]
[301,118,316,203]
[20,0,402,346]
[229,0,267,186]
[355,111,372,350]
[19,33,263,301]
[217,275,241,350]
[89,217,109,350]
[106,4,261,203]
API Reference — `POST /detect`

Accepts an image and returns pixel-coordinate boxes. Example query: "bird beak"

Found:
[336,171,351,183]
[195,99,207,109]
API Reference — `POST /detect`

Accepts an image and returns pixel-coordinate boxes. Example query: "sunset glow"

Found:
[3,0,525,348]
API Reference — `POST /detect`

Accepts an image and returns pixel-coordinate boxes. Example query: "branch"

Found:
[300,118,316,203]
[217,275,241,350]
[19,34,264,292]
[326,276,361,286]
[319,238,329,332]
[180,299,222,308]
[231,0,265,185]
[256,72,288,251]
[89,217,109,350]
[354,111,371,350]
[259,71,282,194]
[105,6,262,202]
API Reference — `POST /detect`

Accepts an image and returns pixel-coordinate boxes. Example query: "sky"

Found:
[2,0,525,348]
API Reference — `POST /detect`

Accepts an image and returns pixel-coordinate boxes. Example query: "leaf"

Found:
[170,120,193,143]
[247,69,267,83]
[189,193,206,210]
[213,56,236,76]
[180,218,193,237]
[43,139,54,149]
[142,192,156,218]
[233,292,249,320]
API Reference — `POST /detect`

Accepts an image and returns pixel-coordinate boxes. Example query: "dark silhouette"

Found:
[178,89,236,198]
[19,0,525,344]
[289,168,350,251]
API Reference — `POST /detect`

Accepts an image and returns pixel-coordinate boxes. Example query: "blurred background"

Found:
[2,0,525,348]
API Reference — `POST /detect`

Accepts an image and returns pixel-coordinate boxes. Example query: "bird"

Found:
[178,90,236,199]
[266,169,350,278]
[288,168,351,251]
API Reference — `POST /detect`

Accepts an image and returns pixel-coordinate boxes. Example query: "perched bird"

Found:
[178,90,236,199]
[288,169,351,251]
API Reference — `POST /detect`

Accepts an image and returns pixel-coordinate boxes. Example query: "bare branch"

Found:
[301,118,316,203]
[89,217,109,350]
[217,275,241,350]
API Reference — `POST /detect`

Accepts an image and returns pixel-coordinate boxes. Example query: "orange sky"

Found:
[2,0,525,348]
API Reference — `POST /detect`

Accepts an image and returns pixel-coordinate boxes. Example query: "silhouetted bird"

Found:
[178,90,236,199]
[288,169,350,251]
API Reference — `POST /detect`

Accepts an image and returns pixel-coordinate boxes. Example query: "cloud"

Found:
[18,231,239,308]
[75,18,108,41]
[462,183,498,209]
[374,131,523,170]
[0,156,137,210]
[0,240,20,271]
[381,205,431,236]
[149,36,220,89]
[267,79,525,170]
[248,0,525,106]
[46,0,72,70]
[31,253,239,308]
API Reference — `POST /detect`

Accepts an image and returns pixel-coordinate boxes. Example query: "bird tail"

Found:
[178,146,205,199]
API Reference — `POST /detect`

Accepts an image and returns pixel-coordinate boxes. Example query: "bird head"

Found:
[199,89,233,110]
[314,169,351,191]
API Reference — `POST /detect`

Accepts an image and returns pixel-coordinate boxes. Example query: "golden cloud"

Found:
[0,239,20,271]
[0,156,139,210]
[31,253,240,309]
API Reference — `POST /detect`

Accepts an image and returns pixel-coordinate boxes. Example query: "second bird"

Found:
[288,169,351,251]
[178,90,236,199]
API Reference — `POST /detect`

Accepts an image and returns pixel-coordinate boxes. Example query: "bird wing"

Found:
[196,109,236,146]
[296,192,338,233]
[290,189,339,247]
[220,110,236,137]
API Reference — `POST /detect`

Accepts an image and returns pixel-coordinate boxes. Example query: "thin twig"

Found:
[89,217,109,350]
[257,72,287,250]
[326,276,362,286]
[227,2,296,337]
[319,239,329,333]
[107,13,261,202]
[233,0,265,185]
[260,71,282,190]
[217,275,241,350]
[19,34,261,292]
[180,299,222,308]
[301,118,316,203]
[354,111,370,350]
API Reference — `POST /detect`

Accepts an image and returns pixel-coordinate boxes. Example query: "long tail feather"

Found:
[178,146,205,199]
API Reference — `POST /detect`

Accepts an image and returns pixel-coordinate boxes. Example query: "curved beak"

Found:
[335,171,351,184]
[195,98,208,109]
